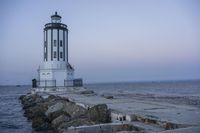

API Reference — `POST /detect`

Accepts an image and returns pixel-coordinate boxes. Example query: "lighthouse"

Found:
[36,12,82,87]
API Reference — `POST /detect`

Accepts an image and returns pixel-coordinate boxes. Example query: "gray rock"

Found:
[80,90,94,95]
[57,118,95,133]
[87,104,111,123]
[63,102,87,118]
[46,95,69,102]
[32,117,52,131]
[24,103,47,120]
[19,95,26,100]
[51,114,71,129]
[101,94,114,99]
[45,102,66,121]
[46,102,64,115]
[21,94,44,109]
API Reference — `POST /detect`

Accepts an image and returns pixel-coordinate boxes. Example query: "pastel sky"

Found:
[0,0,200,85]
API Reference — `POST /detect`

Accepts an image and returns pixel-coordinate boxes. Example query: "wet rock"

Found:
[87,104,111,123]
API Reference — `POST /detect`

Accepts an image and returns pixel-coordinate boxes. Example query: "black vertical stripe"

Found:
[66,29,68,62]
[43,30,45,61]
[46,30,48,61]
[51,29,53,61]
[63,30,65,61]
[57,29,59,61]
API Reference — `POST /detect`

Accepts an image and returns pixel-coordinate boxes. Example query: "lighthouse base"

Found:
[37,64,81,87]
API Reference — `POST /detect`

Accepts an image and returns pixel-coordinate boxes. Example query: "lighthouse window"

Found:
[54,40,56,46]
[54,51,56,58]
[60,52,63,58]
[60,41,62,47]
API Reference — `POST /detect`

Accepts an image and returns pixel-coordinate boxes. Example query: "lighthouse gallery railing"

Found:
[36,80,56,87]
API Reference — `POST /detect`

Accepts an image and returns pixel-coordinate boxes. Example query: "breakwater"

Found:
[19,94,112,132]
[19,84,200,133]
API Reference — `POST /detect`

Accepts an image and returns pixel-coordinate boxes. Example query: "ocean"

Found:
[0,80,200,133]
[85,80,200,97]
[0,86,34,133]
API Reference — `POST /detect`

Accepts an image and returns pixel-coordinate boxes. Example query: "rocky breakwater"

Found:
[19,94,111,132]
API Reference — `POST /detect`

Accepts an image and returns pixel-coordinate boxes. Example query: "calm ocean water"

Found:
[0,86,34,133]
[0,80,200,133]
[85,80,200,97]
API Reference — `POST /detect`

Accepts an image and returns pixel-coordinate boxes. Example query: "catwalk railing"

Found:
[36,80,56,87]
[64,79,83,87]
[32,79,83,88]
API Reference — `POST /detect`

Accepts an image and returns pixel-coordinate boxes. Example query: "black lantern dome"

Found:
[51,12,61,23]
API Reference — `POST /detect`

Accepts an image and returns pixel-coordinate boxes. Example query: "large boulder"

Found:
[101,93,114,99]
[87,104,111,123]
[42,95,70,109]
[46,95,69,102]
[45,102,68,121]
[46,102,64,115]
[20,94,44,109]
[80,90,94,95]
[19,95,26,100]
[24,103,47,120]
[51,114,71,129]
[63,102,87,118]
[32,117,52,131]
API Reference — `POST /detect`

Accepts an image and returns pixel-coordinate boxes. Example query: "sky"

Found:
[0,0,200,85]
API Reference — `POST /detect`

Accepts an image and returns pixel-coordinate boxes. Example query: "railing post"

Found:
[45,80,47,88]
[37,80,39,87]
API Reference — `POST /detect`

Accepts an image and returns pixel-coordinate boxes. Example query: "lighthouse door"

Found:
[54,71,66,86]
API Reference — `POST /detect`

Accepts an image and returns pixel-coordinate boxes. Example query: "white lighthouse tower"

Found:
[37,12,81,87]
